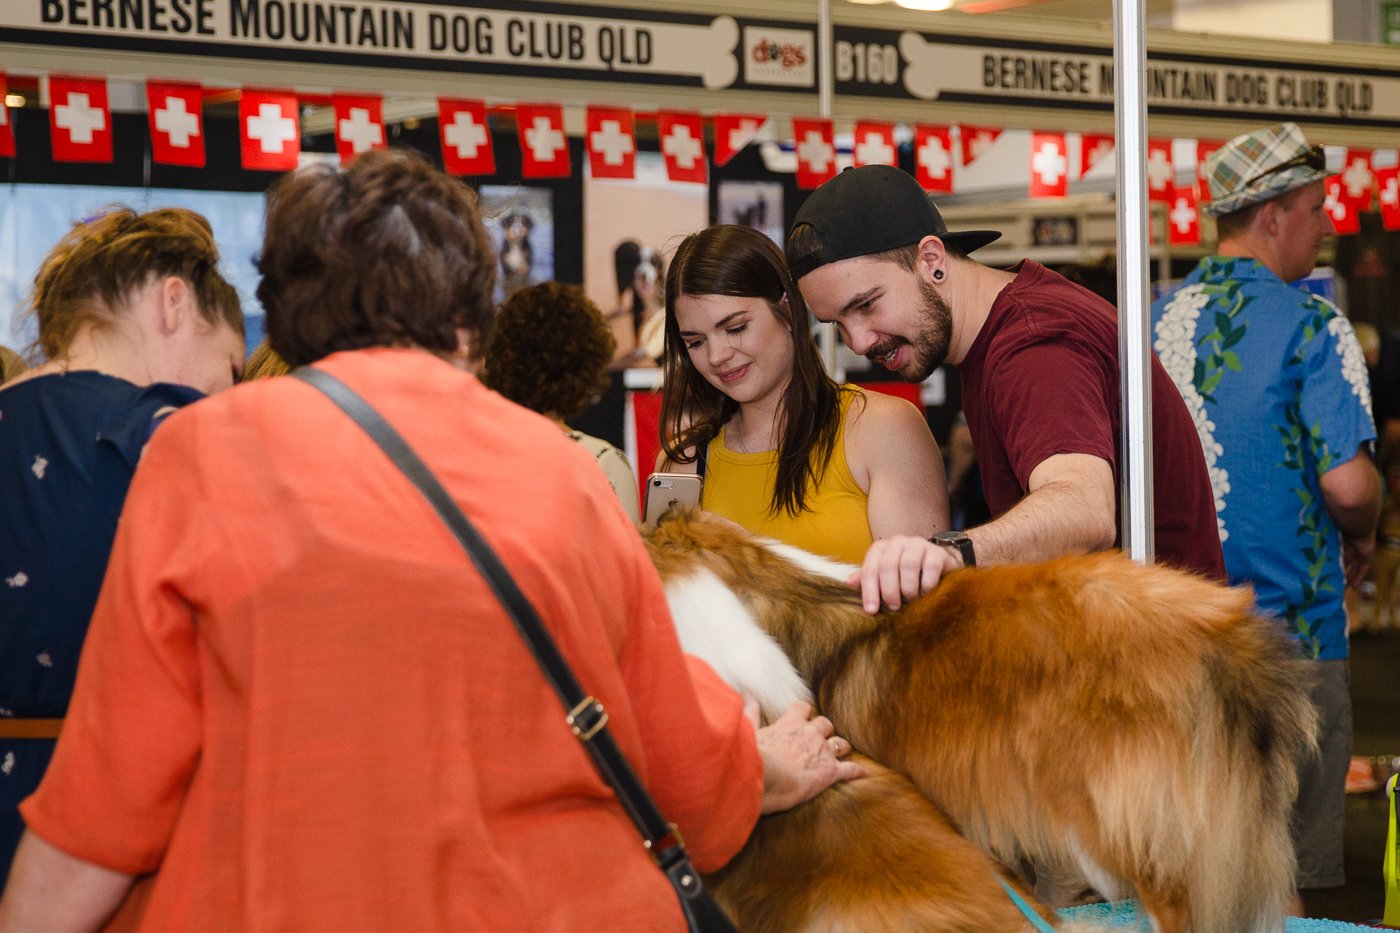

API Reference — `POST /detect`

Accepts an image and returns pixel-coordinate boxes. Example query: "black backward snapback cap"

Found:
[787,164,1001,280]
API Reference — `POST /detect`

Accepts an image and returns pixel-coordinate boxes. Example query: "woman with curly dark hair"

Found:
[484,281,640,522]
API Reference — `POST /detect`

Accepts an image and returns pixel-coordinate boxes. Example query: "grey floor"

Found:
[1303,628,1399,925]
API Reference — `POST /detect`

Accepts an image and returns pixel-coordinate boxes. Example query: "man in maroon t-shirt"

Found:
[786,165,1224,615]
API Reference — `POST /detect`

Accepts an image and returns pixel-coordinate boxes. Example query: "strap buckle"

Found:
[566,696,608,741]
[644,823,687,862]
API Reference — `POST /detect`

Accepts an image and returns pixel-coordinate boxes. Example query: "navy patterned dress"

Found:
[0,371,202,886]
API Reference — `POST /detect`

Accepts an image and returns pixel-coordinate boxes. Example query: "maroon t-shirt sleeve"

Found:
[985,337,1118,493]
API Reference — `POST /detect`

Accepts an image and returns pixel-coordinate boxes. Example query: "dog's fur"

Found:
[646,511,1319,933]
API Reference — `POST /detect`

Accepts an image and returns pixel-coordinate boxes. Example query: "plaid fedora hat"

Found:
[1201,122,1331,218]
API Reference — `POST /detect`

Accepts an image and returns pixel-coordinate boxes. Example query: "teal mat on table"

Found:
[1060,901,1382,930]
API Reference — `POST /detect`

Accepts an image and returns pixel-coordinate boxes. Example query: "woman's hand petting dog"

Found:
[748,698,865,814]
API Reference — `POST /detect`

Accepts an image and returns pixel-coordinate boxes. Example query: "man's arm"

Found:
[963,452,1117,564]
[851,452,1115,612]
[1319,446,1381,588]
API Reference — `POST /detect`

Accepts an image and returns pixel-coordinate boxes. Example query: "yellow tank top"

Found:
[700,388,872,564]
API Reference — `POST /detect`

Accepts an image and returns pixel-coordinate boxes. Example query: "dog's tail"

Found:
[1079,565,1318,933]
[1183,594,1317,933]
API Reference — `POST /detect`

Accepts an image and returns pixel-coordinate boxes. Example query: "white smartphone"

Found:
[643,472,703,524]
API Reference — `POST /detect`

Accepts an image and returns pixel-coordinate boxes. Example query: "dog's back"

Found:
[649,512,1318,933]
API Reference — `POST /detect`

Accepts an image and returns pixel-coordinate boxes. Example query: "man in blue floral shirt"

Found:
[1152,122,1380,907]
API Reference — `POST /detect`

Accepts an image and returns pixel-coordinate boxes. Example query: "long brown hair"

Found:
[660,224,845,517]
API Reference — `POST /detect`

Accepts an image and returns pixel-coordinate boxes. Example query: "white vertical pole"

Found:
[817,0,839,374]
[1114,0,1155,564]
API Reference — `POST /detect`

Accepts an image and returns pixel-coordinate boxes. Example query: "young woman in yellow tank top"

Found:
[656,224,949,574]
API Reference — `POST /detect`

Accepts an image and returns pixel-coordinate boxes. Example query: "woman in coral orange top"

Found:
[0,151,860,933]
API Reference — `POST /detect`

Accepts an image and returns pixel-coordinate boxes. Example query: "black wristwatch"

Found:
[930,531,976,567]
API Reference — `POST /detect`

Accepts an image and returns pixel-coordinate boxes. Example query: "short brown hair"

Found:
[257,149,497,368]
[483,282,615,419]
[23,207,242,361]
[1214,185,1309,241]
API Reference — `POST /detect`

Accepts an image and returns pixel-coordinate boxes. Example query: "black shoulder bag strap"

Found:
[291,366,737,933]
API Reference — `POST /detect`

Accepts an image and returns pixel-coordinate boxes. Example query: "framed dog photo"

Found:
[480,186,555,302]
[717,180,784,248]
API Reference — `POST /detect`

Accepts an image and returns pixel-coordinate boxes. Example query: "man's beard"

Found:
[866,278,952,382]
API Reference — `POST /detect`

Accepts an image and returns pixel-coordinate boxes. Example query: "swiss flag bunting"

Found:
[0,73,15,158]
[1197,139,1226,202]
[959,124,1001,166]
[852,121,897,167]
[1146,138,1174,203]
[1167,184,1201,245]
[332,94,386,164]
[584,106,635,180]
[1324,176,1360,235]
[238,89,299,171]
[49,75,112,163]
[1339,148,1375,212]
[516,103,569,179]
[913,124,955,193]
[1376,166,1400,231]
[146,81,205,167]
[1080,132,1113,177]
[791,118,836,190]
[656,110,707,184]
[1028,131,1068,199]
[714,113,765,167]
[437,99,494,176]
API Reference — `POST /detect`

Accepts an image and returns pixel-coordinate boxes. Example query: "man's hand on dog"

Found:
[747,699,864,814]
[850,535,962,614]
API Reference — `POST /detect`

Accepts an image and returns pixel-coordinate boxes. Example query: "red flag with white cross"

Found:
[0,73,15,158]
[332,94,385,165]
[49,76,112,163]
[1146,137,1175,203]
[1324,176,1360,235]
[852,121,897,168]
[239,89,299,171]
[1028,131,1068,199]
[914,124,955,193]
[1080,132,1113,177]
[1167,184,1201,245]
[516,104,569,179]
[437,99,494,177]
[713,113,765,167]
[656,111,707,184]
[1377,166,1400,231]
[1196,139,1225,201]
[791,117,836,190]
[1340,148,1375,212]
[146,81,205,168]
[584,106,635,180]
[959,124,1001,166]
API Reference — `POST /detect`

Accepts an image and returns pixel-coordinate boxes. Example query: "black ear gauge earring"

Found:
[933,269,945,281]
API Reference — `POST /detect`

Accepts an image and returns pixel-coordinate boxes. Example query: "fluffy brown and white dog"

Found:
[646,510,1319,933]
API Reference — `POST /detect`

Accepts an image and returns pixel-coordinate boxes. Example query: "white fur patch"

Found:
[664,567,812,723]
[760,539,858,582]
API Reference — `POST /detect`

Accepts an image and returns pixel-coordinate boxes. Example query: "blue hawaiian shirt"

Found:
[1152,257,1375,660]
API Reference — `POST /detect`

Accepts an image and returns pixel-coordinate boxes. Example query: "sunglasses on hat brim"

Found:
[1243,145,1326,189]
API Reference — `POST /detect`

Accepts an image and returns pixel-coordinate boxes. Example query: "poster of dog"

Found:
[717,180,784,247]
[480,186,554,302]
